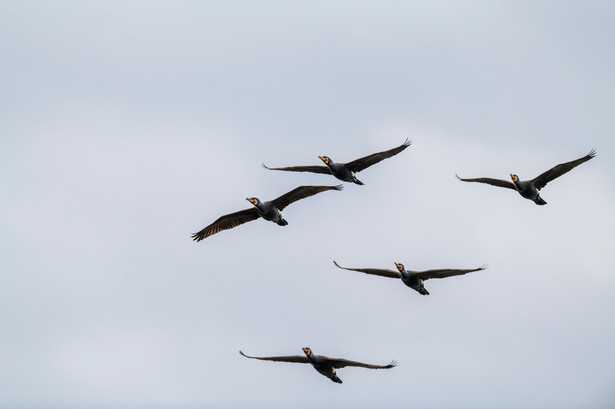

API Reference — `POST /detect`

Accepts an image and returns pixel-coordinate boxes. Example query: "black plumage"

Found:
[191,185,342,241]
[239,347,397,384]
[262,139,411,185]
[334,261,486,295]
[456,149,596,205]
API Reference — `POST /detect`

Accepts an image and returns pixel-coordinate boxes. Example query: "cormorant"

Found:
[333,260,486,295]
[455,149,596,205]
[262,139,411,185]
[239,347,397,384]
[191,185,342,241]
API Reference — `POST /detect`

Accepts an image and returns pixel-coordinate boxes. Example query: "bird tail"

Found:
[330,375,343,384]
[418,288,430,296]
[277,218,288,226]
[354,179,364,185]
[534,197,547,205]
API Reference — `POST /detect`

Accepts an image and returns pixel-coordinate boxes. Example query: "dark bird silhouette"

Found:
[191,185,342,241]
[333,260,486,295]
[239,347,397,384]
[456,149,596,205]
[262,139,411,185]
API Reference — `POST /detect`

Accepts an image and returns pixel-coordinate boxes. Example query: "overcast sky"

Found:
[1,1,614,408]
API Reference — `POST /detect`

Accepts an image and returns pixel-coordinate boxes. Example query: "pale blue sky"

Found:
[1,1,614,408]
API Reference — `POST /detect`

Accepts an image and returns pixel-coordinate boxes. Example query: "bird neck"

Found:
[306,353,318,364]
[512,179,523,191]
[326,161,339,171]
[252,200,267,212]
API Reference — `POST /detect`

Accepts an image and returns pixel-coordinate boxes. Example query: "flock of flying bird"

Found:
[192,140,596,384]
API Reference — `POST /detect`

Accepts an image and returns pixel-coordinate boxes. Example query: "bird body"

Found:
[510,176,546,205]
[456,149,596,205]
[262,139,411,185]
[191,185,342,241]
[318,157,363,185]
[239,347,396,384]
[333,261,486,296]
[399,269,429,295]
[304,349,343,383]
[249,198,287,226]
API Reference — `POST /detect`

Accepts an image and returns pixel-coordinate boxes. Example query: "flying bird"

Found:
[191,185,342,241]
[262,139,411,185]
[455,149,596,205]
[239,347,397,384]
[333,260,486,295]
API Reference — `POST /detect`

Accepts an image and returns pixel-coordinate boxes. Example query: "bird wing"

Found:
[531,149,596,189]
[262,163,331,174]
[326,357,398,369]
[342,139,411,172]
[333,260,401,279]
[455,174,516,190]
[239,350,309,364]
[271,185,343,211]
[415,264,487,280]
[191,208,260,241]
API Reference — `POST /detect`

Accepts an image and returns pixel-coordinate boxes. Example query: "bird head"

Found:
[302,347,312,357]
[510,174,520,184]
[246,197,261,207]
[395,263,405,272]
[318,156,331,165]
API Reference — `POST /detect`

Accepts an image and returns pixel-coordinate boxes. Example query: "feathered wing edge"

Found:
[416,263,487,280]
[333,260,401,279]
[455,174,516,190]
[239,350,309,364]
[531,149,596,189]
[343,139,412,172]
[328,357,398,369]
[262,163,331,175]
[271,185,343,211]
[191,208,260,241]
